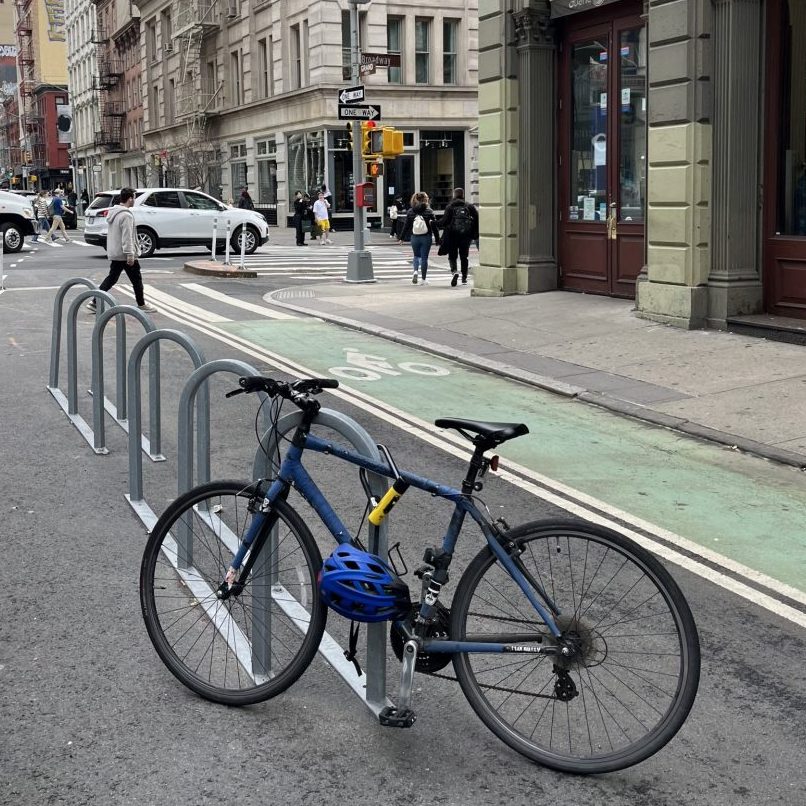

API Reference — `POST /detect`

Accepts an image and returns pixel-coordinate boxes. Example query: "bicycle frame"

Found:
[233,430,563,649]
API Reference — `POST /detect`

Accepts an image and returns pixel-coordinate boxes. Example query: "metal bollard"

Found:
[223,218,231,266]
[210,217,218,262]
[239,223,247,269]
[0,237,5,292]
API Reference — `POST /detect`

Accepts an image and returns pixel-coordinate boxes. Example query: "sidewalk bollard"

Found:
[210,217,218,262]
[223,218,231,266]
[239,223,247,269]
[0,238,5,292]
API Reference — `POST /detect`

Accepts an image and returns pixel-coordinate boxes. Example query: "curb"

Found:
[268,287,806,471]
[184,260,258,278]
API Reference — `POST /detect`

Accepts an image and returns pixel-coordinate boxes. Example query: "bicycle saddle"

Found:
[434,418,529,446]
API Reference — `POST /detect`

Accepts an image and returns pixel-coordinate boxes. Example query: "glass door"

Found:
[559,9,646,298]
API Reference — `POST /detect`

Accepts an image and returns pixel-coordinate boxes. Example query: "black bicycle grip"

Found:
[317,378,339,389]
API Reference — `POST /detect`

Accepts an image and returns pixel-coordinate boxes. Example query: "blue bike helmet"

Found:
[318,543,411,623]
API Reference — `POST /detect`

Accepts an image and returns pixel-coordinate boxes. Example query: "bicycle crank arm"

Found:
[379,639,418,729]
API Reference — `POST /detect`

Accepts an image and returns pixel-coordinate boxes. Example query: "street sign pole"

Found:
[346,0,374,283]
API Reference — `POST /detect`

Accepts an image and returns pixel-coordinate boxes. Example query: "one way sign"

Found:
[338,104,382,121]
[339,85,365,104]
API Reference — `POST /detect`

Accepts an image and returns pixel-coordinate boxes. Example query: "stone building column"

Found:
[635,0,713,329]
[511,2,557,292]
[707,0,763,326]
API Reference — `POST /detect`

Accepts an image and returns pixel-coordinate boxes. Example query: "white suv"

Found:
[0,190,36,252]
[83,188,269,257]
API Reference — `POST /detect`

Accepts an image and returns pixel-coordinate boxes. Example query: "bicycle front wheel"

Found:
[140,480,326,706]
[451,520,700,774]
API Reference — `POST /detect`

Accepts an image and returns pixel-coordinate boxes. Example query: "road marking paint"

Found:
[117,285,806,628]
[181,283,297,319]
[143,285,232,323]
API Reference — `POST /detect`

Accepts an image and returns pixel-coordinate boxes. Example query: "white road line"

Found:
[69,240,95,247]
[116,285,806,629]
[180,283,297,319]
[143,285,232,323]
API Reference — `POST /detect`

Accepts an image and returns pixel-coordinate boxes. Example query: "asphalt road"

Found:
[1,241,804,806]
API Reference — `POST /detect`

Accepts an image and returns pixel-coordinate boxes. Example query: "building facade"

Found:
[8,0,72,189]
[132,0,478,224]
[65,0,101,198]
[477,0,806,329]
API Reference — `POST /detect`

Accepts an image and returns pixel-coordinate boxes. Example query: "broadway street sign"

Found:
[360,52,401,69]
[339,85,365,104]
[338,104,382,121]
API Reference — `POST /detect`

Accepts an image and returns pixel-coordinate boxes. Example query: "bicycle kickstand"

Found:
[378,639,418,728]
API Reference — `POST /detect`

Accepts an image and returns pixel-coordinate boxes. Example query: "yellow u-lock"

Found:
[368,478,409,526]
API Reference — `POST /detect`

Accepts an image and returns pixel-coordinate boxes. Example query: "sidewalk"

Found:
[264,256,806,469]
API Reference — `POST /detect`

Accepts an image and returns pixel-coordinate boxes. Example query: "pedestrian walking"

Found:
[238,186,255,210]
[398,191,441,284]
[438,188,479,287]
[80,188,90,211]
[86,187,156,314]
[292,190,309,246]
[32,190,50,242]
[312,191,333,245]
[45,189,71,242]
[320,184,334,241]
[388,195,404,239]
[67,187,78,210]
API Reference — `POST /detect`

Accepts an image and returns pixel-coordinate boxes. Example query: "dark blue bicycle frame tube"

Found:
[233,431,562,645]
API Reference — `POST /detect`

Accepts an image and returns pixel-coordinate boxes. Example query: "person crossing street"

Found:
[438,188,479,286]
[44,190,71,243]
[86,187,157,314]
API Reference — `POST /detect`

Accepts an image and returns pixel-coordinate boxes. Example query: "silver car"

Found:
[83,187,269,257]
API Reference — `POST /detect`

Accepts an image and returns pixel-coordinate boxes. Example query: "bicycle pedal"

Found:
[378,706,417,728]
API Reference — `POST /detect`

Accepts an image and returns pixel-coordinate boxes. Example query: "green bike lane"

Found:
[220,317,806,598]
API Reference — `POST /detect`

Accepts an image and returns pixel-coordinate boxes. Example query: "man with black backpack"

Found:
[438,188,479,286]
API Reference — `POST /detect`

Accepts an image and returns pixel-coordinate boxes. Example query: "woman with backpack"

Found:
[398,191,441,285]
[438,188,479,286]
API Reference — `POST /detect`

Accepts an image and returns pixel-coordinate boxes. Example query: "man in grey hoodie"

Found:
[87,188,156,313]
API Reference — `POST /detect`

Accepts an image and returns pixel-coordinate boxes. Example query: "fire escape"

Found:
[92,24,125,153]
[14,0,46,173]
[173,0,222,137]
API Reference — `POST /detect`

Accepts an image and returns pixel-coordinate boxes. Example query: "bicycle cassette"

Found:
[390,601,453,674]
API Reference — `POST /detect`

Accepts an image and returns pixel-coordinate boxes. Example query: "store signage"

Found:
[338,104,382,121]
[361,53,401,68]
[339,85,365,104]
[550,0,623,17]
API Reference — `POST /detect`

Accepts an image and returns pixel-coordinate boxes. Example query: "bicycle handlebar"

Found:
[226,376,339,400]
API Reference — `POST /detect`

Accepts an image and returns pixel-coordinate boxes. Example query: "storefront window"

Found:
[777,2,806,235]
[256,139,277,205]
[328,129,354,213]
[570,39,608,222]
[419,130,464,210]
[287,130,326,198]
[619,28,647,223]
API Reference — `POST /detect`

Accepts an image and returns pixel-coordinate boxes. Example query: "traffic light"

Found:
[369,127,405,158]
[367,162,383,178]
[360,121,377,156]
[346,122,353,149]
[24,150,32,164]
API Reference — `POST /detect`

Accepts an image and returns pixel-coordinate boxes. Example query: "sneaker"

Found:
[326,238,333,244]
[86,300,97,313]
[422,278,430,285]
[461,278,468,285]
[412,271,418,285]
[138,303,158,313]
[450,273,459,287]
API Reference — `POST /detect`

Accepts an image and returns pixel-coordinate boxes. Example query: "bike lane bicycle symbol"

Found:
[328,348,451,381]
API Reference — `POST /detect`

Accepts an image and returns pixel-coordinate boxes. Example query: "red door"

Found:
[558,8,647,298]
[764,0,806,317]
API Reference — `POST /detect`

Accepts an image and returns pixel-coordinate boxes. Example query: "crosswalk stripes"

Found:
[235,243,454,281]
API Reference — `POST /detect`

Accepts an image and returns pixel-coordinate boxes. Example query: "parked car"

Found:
[0,190,36,252]
[9,189,77,229]
[83,188,269,257]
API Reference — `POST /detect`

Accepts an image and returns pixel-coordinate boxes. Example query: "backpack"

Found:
[412,214,428,235]
[47,198,56,216]
[451,204,473,236]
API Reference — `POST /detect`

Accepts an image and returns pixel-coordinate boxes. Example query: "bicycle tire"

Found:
[450,520,700,774]
[140,480,327,706]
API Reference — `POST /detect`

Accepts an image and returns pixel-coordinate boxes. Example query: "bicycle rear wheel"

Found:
[140,480,326,706]
[451,520,700,774]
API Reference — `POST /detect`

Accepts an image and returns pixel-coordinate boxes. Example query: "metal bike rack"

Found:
[125,329,207,526]
[91,304,164,459]
[48,282,120,446]
[253,408,392,715]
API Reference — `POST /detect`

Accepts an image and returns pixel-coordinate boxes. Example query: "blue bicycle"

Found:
[140,377,700,774]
